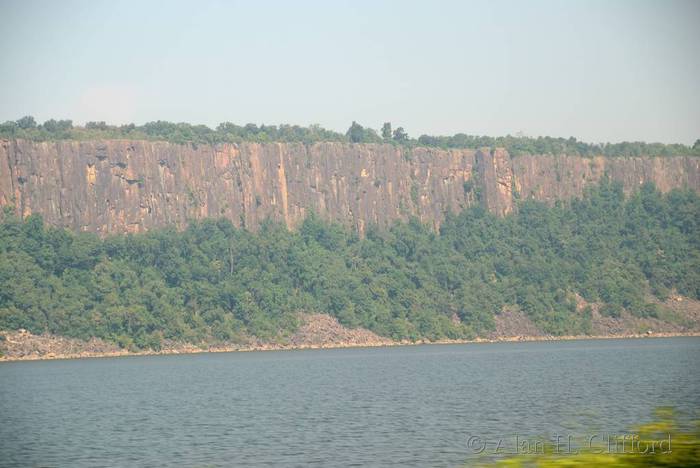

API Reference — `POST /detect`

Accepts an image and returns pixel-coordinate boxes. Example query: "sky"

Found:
[1,0,698,144]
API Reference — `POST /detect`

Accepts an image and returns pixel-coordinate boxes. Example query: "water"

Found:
[1,337,698,467]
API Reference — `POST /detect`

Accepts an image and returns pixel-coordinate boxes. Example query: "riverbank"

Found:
[2,328,699,362]
[4,303,700,363]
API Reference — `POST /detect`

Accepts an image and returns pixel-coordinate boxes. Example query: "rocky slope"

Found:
[3,302,699,361]
[1,139,698,234]
[0,314,394,361]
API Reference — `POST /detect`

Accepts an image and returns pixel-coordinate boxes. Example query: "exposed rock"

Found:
[1,139,697,235]
[489,307,545,339]
[287,313,394,348]
[0,314,395,361]
[0,329,121,360]
[656,294,700,326]
[577,294,700,336]
[3,304,700,362]
[488,295,700,341]
[477,147,516,216]
[589,309,697,336]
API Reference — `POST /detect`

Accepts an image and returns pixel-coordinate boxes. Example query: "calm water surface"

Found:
[1,337,699,467]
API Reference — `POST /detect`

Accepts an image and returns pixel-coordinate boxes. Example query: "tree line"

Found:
[0,181,697,350]
[2,116,698,157]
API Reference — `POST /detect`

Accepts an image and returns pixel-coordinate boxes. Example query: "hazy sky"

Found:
[1,0,698,144]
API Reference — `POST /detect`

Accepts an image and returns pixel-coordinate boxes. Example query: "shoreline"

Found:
[2,331,699,363]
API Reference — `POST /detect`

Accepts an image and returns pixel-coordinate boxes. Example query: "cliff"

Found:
[1,139,698,234]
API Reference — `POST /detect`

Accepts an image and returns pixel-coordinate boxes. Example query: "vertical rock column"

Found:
[476,148,514,216]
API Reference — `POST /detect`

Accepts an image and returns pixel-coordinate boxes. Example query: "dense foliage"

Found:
[2,116,698,157]
[0,181,698,350]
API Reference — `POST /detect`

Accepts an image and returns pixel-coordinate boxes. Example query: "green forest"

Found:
[2,116,699,157]
[0,181,698,350]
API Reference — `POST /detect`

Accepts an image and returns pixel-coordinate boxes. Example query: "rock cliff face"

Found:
[1,139,698,235]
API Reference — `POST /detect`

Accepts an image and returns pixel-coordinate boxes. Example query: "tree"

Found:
[392,126,408,142]
[0,183,698,347]
[85,121,108,130]
[381,122,392,140]
[0,121,18,134]
[16,116,36,129]
[0,115,699,157]
[42,119,73,132]
[346,121,366,143]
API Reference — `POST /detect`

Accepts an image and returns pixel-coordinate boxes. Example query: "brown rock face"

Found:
[0,139,698,234]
